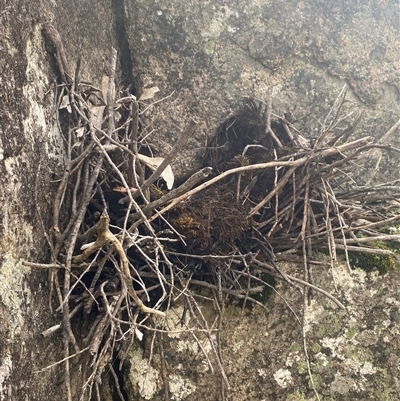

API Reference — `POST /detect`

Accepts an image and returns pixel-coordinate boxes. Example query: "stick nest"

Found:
[28,30,400,400]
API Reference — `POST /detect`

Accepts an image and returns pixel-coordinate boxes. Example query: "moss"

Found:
[290,342,302,353]
[343,235,399,275]
[308,373,324,390]
[344,347,362,359]
[311,342,322,354]
[315,324,327,338]
[203,39,215,55]
[375,368,393,400]
[297,360,308,375]
[348,248,396,275]
[223,303,242,319]
[330,313,342,325]
[345,327,358,339]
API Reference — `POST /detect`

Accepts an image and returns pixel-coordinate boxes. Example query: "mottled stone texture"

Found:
[125,264,400,400]
[0,0,399,400]
[125,0,399,178]
[0,0,116,399]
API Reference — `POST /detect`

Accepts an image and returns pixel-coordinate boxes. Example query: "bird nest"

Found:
[25,24,400,401]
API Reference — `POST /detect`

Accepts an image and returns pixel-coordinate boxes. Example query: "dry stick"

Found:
[70,141,97,169]
[120,119,198,204]
[57,125,107,399]
[138,90,176,116]
[320,184,338,290]
[34,347,90,373]
[328,110,364,146]
[335,244,395,255]
[267,150,281,236]
[109,364,127,401]
[242,270,303,322]
[317,145,371,174]
[128,98,140,188]
[72,100,135,156]
[156,331,171,401]
[59,159,90,247]
[251,166,297,218]
[62,152,105,394]
[238,144,267,202]
[22,261,64,269]
[315,84,347,149]
[131,137,372,228]
[215,267,226,401]
[184,287,231,390]
[52,168,70,234]
[265,89,283,147]
[365,117,400,186]
[285,169,297,233]
[43,24,77,401]
[300,193,323,401]
[336,234,400,244]
[40,303,83,337]
[73,211,165,317]
[156,137,372,217]
[189,279,263,296]
[57,44,113,397]
[300,165,312,289]
[325,179,352,272]
[71,161,83,216]
[42,23,72,84]
[107,47,117,138]
[94,135,169,305]
[377,117,400,145]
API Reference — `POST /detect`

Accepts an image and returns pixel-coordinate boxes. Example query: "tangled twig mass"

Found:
[24,25,400,401]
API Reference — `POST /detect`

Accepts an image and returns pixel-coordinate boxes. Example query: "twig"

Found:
[265,89,283,147]
[42,23,72,84]
[73,211,165,317]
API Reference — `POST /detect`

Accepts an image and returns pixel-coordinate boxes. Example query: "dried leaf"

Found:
[59,94,71,113]
[134,327,144,341]
[75,127,85,138]
[139,86,160,101]
[160,164,174,190]
[137,153,175,189]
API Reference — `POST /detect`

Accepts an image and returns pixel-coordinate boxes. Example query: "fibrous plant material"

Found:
[25,23,400,401]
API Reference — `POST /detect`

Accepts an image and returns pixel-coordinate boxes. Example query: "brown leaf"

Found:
[139,86,160,101]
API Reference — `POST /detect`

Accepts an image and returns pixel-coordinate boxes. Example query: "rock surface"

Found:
[125,0,400,178]
[0,0,399,400]
[125,262,400,400]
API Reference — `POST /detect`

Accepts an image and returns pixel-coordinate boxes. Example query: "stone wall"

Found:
[0,0,398,400]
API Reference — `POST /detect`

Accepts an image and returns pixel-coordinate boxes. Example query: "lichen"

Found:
[290,342,302,353]
[128,347,160,400]
[169,374,196,400]
[345,327,358,339]
[374,368,393,400]
[311,342,322,354]
[203,39,215,55]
